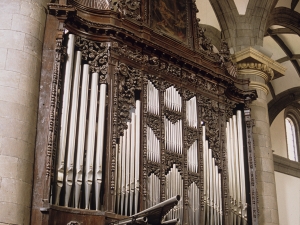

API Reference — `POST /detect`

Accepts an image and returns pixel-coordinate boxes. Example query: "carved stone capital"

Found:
[231,47,286,79]
[237,63,274,95]
[237,63,274,82]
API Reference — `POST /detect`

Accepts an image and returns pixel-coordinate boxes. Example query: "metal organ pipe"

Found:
[115,101,141,216]
[54,35,108,210]
[74,64,89,208]
[95,83,107,210]
[64,51,82,207]
[135,100,141,214]
[84,72,99,209]
[164,118,182,154]
[202,125,223,225]
[226,110,247,224]
[55,34,75,204]
[147,80,159,115]
[165,164,183,223]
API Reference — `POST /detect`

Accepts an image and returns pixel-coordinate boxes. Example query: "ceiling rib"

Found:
[277,54,300,63]
[267,29,300,76]
[265,28,295,36]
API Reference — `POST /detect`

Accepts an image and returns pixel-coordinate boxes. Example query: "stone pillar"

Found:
[0,1,49,224]
[232,47,286,225]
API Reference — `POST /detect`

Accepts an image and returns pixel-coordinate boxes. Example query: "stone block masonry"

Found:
[0,0,50,224]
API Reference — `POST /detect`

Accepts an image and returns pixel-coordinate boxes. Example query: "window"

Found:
[285,117,298,161]
[284,106,300,162]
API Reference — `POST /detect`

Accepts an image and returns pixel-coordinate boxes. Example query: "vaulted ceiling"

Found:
[196,0,300,119]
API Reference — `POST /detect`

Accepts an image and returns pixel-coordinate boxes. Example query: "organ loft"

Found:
[28,0,270,224]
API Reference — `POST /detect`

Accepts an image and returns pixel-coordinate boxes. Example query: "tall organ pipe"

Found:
[125,121,131,216]
[55,34,75,205]
[95,83,107,210]
[135,100,141,214]
[237,111,246,219]
[74,64,90,208]
[130,110,136,215]
[64,51,82,206]
[84,72,99,209]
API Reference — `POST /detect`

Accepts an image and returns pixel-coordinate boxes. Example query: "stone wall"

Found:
[0,0,49,224]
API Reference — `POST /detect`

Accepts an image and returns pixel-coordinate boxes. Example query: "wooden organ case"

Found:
[34,0,259,225]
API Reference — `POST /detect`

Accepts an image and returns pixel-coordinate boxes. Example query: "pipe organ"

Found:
[226,111,248,225]
[44,1,259,224]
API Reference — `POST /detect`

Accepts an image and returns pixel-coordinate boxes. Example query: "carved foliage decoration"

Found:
[111,0,141,21]
[75,36,109,83]
[164,109,182,124]
[111,42,226,94]
[117,63,142,136]
[200,97,221,165]
[196,21,238,77]
[147,114,160,137]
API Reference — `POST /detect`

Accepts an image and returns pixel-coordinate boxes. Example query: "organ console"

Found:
[41,1,258,224]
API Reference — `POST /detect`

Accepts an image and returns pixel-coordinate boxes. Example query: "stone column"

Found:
[0,1,49,224]
[232,47,286,225]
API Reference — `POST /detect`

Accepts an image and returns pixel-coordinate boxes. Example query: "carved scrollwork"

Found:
[117,63,142,136]
[185,127,198,148]
[164,108,182,124]
[188,172,200,187]
[182,89,195,101]
[75,37,109,83]
[112,0,142,21]
[147,161,160,176]
[200,97,221,164]
[167,64,181,78]
[218,39,237,77]
[165,152,183,174]
[147,74,160,89]
[147,114,161,138]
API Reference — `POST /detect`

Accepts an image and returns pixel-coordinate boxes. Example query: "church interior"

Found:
[0,0,299,225]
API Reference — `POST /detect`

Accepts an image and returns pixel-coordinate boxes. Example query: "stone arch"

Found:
[268,87,300,124]
[267,7,300,35]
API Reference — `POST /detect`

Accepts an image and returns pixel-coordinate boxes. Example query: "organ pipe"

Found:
[165,117,182,154]
[165,164,183,223]
[95,83,107,210]
[135,101,141,214]
[55,34,75,204]
[115,101,141,215]
[64,51,82,207]
[84,72,99,209]
[74,64,90,208]
[226,110,247,225]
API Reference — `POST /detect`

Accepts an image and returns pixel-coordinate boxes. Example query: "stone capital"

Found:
[231,47,286,80]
